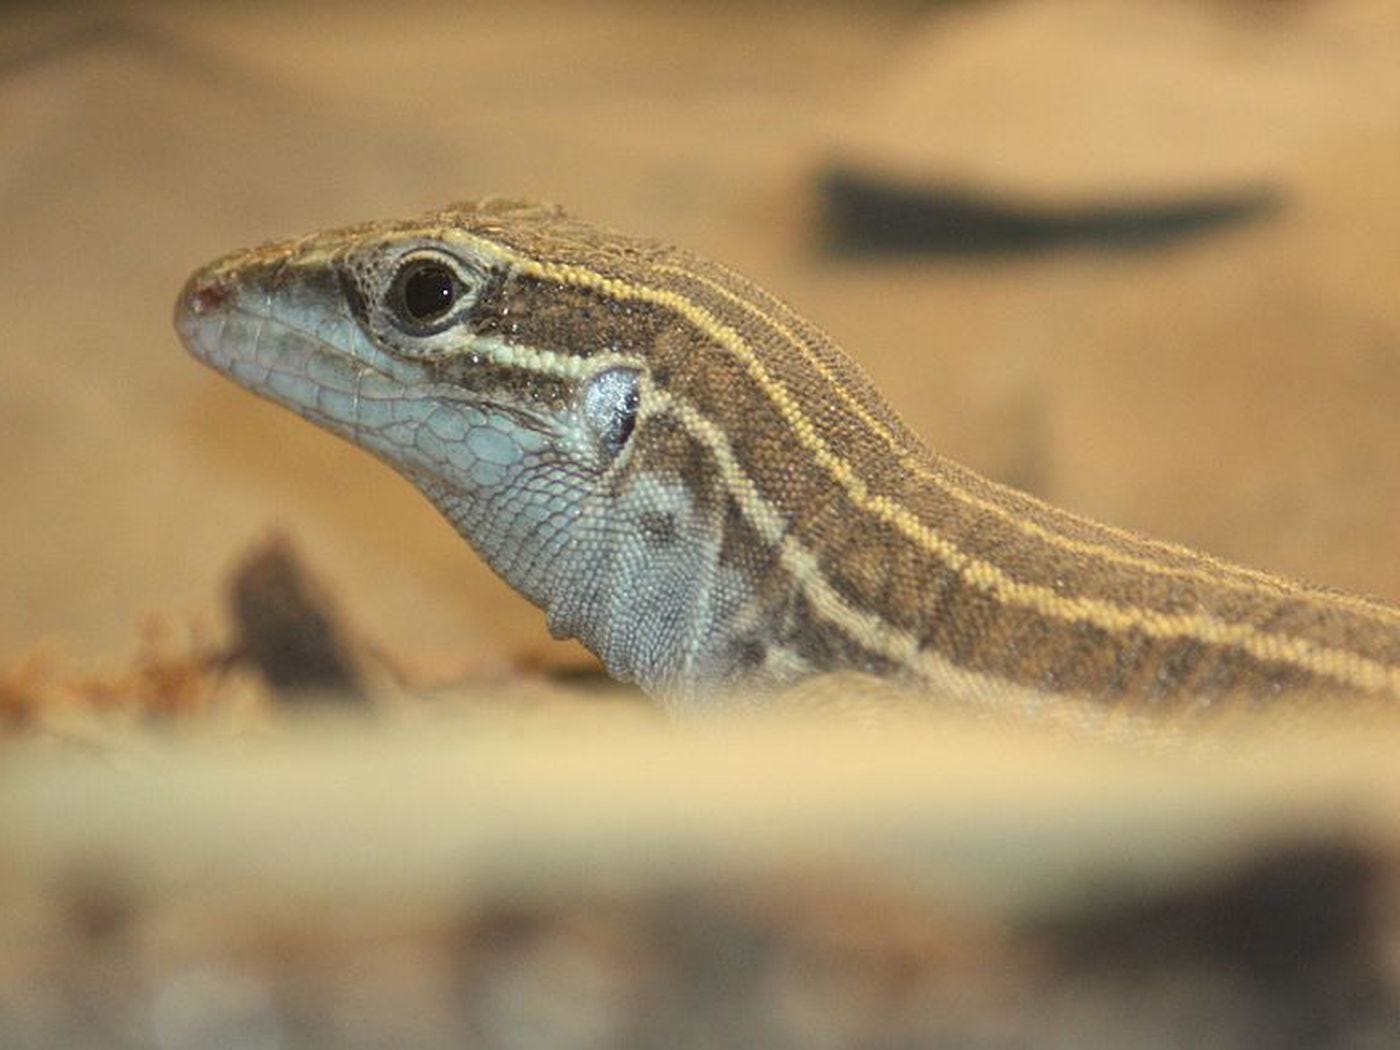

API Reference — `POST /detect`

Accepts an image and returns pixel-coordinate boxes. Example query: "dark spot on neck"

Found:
[639,511,677,545]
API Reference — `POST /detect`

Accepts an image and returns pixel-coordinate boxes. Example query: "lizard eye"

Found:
[386,252,476,333]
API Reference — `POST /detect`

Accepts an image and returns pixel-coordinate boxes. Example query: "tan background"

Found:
[5,0,1400,673]
[5,6,1400,1043]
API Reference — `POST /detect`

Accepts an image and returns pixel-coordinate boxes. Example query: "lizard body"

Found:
[176,199,1400,714]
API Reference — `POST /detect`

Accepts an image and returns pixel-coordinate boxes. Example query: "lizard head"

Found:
[175,198,833,694]
[176,199,651,482]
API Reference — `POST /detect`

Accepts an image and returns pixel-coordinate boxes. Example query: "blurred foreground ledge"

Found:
[2,709,1399,1047]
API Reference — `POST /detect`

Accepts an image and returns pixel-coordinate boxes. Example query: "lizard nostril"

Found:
[187,276,231,316]
[174,271,238,355]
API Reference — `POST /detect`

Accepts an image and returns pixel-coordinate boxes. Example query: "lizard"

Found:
[174,197,1400,718]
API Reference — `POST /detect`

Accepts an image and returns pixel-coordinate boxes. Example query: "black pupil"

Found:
[400,263,457,323]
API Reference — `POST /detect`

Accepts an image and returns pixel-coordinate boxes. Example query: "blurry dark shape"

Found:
[227,534,370,706]
[437,847,1400,1049]
[1040,839,1392,1050]
[0,647,51,732]
[0,9,272,92]
[818,166,1282,256]
[0,13,128,81]
[459,906,656,1050]
[510,644,620,691]
[65,875,134,947]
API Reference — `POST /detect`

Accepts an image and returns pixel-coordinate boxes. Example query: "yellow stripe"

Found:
[653,261,1400,626]
[458,237,1400,698]
[653,395,918,659]
[468,335,637,380]
[650,391,1049,704]
[455,329,952,681]
[460,331,1008,692]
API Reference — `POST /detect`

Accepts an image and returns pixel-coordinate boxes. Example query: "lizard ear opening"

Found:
[580,367,640,463]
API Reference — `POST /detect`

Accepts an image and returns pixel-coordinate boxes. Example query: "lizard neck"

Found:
[425,472,760,696]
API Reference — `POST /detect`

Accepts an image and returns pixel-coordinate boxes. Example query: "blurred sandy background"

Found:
[5,2,1400,1046]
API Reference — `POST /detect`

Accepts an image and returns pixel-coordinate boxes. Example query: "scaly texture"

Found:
[175,198,1400,714]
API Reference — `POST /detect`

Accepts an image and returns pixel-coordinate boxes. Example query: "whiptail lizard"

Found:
[175,198,1400,716]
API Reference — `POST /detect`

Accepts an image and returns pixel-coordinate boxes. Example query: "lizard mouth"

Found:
[175,264,407,429]
[174,262,555,487]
